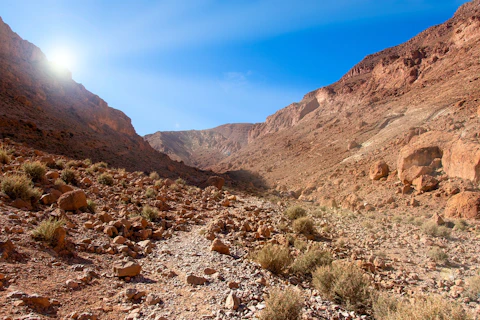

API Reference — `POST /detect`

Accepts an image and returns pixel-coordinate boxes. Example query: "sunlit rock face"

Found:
[0,17,200,177]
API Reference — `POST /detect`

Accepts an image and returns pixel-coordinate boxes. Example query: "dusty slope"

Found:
[145,124,253,169]
[0,17,203,180]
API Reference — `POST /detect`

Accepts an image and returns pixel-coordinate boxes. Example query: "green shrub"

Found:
[254,244,292,274]
[313,263,371,312]
[175,177,186,185]
[22,161,46,182]
[145,188,156,198]
[427,247,448,263]
[32,218,65,245]
[97,173,114,186]
[373,293,471,320]
[422,221,451,238]
[141,205,159,221]
[60,169,76,184]
[149,171,160,180]
[0,147,11,164]
[291,249,332,276]
[83,158,92,166]
[260,287,303,320]
[54,159,65,169]
[1,174,42,201]
[65,160,78,168]
[292,217,316,235]
[285,206,307,220]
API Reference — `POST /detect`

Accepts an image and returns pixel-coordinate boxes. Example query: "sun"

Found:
[49,48,75,70]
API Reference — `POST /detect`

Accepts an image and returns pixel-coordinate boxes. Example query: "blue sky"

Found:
[1,0,468,135]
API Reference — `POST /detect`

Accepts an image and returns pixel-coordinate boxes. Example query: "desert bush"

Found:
[254,244,292,274]
[465,275,480,301]
[373,293,471,320]
[453,219,469,231]
[427,247,448,263]
[422,221,451,238]
[22,161,46,182]
[1,174,42,201]
[65,160,78,168]
[145,188,156,198]
[60,169,76,184]
[313,263,371,312]
[54,159,65,169]
[293,238,307,251]
[87,199,96,213]
[141,205,159,221]
[292,217,316,235]
[154,179,163,188]
[291,249,332,276]
[32,218,65,245]
[175,177,186,185]
[0,147,11,164]
[149,171,160,180]
[260,287,303,320]
[98,173,114,186]
[285,206,307,220]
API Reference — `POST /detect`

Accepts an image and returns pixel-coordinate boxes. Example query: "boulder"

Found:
[57,190,87,211]
[445,191,480,219]
[186,274,207,285]
[443,139,480,183]
[113,261,141,278]
[397,131,453,183]
[369,160,389,180]
[206,176,225,190]
[400,165,434,185]
[210,238,230,255]
[412,175,438,192]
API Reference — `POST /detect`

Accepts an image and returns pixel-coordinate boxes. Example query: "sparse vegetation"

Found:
[32,218,65,245]
[291,248,332,276]
[60,169,76,184]
[428,247,448,263]
[54,159,65,169]
[453,219,469,231]
[98,173,114,186]
[65,160,78,168]
[260,287,303,320]
[285,206,307,220]
[373,293,471,320]
[422,221,451,238]
[175,177,186,185]
[145,188,156,198]
[1,174,42,201]
[87,199,96,213]
[22,161,46,182]
[292,217,316,235]
[465,275,480,301]
[141,205,159,221]
[149,171,160,180]
[293,238,307,252]
[0,146,11,164]
[313,263,371,312]
[254,244,292,274]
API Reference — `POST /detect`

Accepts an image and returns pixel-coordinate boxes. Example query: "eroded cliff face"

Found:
[0,17,202,178]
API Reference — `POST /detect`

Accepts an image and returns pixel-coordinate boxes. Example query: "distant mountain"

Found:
[145,123,253,169]
[0,16,207,180]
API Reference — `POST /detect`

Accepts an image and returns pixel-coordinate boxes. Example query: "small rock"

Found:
[113,261,141,278]
[186,274,207,286]
[225,292,240,310]
[145,293,161,305]
[58,190,87,211]
[210,238,230,255]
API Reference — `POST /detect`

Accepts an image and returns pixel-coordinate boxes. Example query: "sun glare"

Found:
[50,49,75,70]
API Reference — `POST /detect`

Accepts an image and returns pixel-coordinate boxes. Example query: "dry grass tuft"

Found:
[373,293,472,320]
[260,287,303,320]
[291,248,332,276]
[285,206,307,220]
[141,205,159,221]
[1,174,42,201]
[292,217,316,235]
[313,262,371,312]
[149,171,160,180]
[60,169,76,184]
[32,218,65,245]
[22,161,46,182]
[254,244,292,274]
[427,247,448,263]
[98,173,114,186]
[422,221,451,238]
[0,146,11,164]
